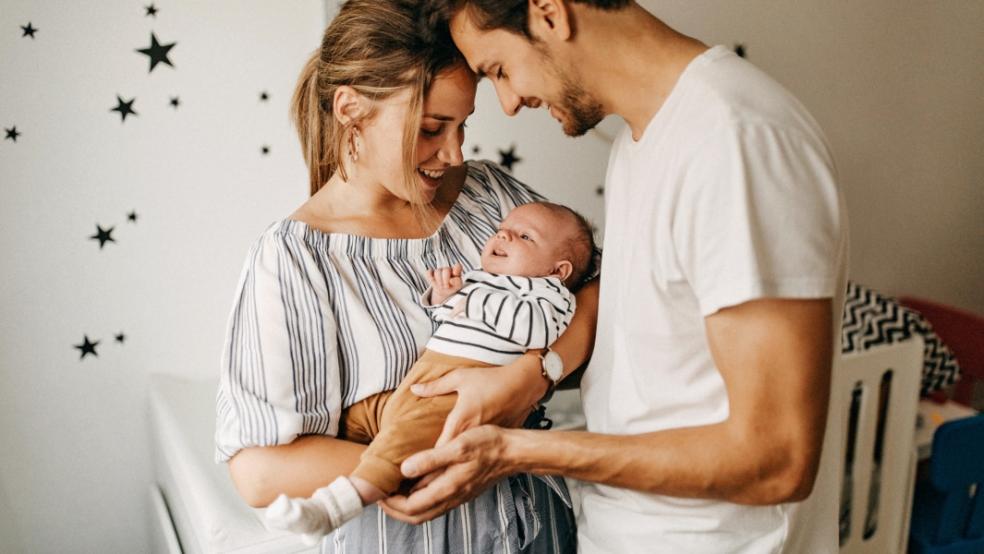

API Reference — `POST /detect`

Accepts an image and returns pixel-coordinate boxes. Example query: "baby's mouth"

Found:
[492,248,507,257]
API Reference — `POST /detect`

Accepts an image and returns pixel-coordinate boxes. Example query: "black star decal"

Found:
[136,32,176,73]
[115,332,126,344]
[111,95,138,122]
[75,335,100,360]
[498,144,522,171]
[471,145,481,155]
[21,22,38,39]
[145,3,159,17]
[127,210,138,223]
[89,224,116,248]
[734,43,746,58]
[4,126,20,142]
[259,91,269,102]
[169,96,180,109]
[595,185,605,197]
[261,145,270,155]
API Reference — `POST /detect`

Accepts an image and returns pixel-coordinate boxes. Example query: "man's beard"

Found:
[550,58,605,137]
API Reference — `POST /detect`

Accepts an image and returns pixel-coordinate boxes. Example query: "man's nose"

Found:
[493,81,522,116]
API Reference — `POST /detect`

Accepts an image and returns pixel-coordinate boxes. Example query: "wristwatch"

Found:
[537,348,564,403]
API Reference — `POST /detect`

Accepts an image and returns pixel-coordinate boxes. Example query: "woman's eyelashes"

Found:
[420,121,467,138]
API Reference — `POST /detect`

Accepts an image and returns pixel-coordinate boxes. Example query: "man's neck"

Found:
[570,3,707,140]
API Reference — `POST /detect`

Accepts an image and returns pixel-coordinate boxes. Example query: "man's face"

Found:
[450,10,604,136]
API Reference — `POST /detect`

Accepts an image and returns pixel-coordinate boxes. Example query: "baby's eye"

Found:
[520,233,532,241]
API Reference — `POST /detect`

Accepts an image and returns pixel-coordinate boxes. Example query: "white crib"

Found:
[148,374,317,554]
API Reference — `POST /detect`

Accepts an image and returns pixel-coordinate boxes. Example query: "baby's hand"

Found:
[427,264,463,305]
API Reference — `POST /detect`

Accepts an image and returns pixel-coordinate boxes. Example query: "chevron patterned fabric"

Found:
[841,282,962,395]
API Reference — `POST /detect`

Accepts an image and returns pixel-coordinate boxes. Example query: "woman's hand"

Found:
[380,425,516,524]
[409,353,547,447]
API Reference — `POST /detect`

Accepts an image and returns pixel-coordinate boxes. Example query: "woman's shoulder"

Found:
[241,219,322,262]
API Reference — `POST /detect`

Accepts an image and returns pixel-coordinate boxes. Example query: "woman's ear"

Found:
[552,260,574,283]
[529,0,572,42]
[332,85,369,126]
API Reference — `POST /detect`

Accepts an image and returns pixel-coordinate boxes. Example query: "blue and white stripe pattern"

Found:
[215,160,576,552]
[424,271,576,365]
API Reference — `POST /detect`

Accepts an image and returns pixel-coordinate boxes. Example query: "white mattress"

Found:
[149,374,316,554]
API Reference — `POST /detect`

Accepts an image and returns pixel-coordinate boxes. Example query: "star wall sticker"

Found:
[75,335,99,360]
[595,185,604,197]
[259,91,269,102]
[472,145,481,155]
[145,3,159,17]
[4,126,20,142]
[111,95,138,122]
[734,43,746,58]
[261,145,270,155]
[127,210,138,223]
[20,22,38,39]
[498,144,521,171]
[89,224,116,248]
[136,32,176,73]
[115,332,126,344]
[169,96,180,109]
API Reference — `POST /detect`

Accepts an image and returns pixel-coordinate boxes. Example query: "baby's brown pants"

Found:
[340,350,494,494]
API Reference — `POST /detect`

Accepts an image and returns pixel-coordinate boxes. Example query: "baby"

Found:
[265,201,596,543]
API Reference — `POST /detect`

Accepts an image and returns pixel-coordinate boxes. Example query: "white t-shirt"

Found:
[579,45,849,553]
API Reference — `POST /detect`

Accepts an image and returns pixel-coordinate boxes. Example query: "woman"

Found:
[215,1,598,551]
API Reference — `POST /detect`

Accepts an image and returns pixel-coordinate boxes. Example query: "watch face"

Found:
[544,351,564,381]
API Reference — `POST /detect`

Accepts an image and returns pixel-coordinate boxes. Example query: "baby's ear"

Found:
[552,260,573,283]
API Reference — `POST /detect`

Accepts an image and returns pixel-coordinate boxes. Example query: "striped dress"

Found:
[215,160,577,553]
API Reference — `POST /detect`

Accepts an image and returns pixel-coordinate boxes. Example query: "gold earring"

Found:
[348,128,361,163]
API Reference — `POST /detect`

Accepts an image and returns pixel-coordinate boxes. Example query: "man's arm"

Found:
[382,297,832,522]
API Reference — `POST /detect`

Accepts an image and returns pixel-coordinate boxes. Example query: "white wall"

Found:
[0,1,323,551]
[1,1,981,552]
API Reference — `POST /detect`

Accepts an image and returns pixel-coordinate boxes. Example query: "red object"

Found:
[898,296,984,409]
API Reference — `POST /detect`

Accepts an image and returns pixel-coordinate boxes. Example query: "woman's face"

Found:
[357,64,477,204]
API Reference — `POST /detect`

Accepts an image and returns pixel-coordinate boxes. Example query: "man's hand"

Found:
[426,264,463,305]
[379,425,515,524]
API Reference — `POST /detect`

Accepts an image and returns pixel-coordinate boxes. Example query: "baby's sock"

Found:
[264,476,364,545]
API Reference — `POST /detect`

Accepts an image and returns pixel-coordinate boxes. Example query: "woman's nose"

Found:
[437,128,464,166]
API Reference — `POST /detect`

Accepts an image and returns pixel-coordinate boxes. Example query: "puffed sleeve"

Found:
[215,227,342,462]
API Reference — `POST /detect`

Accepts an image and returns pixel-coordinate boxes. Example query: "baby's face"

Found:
[481,203,569,278]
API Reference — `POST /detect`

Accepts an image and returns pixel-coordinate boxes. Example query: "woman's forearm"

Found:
[227,435,366,507]
[553,278,599,382]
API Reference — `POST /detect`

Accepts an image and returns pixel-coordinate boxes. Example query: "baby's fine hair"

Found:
[535,202,597,289]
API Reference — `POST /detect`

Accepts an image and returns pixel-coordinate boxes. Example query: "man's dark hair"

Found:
[429,0,632,39]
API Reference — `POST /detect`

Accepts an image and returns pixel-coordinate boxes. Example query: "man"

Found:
[385,1,849,552]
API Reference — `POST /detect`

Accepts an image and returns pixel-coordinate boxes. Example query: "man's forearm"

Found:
[503,421,819,505]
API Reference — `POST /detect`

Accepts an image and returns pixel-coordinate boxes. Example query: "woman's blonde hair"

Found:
[292,0,465,208]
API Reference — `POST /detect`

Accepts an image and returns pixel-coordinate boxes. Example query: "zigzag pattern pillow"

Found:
[842,282,962,395]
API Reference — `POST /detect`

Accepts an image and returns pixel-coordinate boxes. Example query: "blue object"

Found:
[909,414,984,554]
